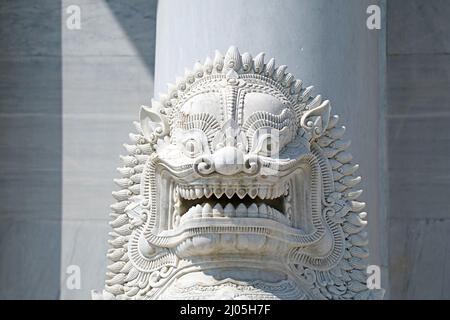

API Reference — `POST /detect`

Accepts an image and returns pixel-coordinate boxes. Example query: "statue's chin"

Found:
[157,269,308,300]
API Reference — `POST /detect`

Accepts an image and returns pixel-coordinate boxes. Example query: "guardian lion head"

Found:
[97,46,384,300]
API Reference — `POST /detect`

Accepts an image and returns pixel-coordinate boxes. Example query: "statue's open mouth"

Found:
[175,181,291,226]
[151,160,316,246]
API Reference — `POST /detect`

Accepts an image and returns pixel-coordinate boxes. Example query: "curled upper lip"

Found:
[176,182,289,200]
[155,153,307,178]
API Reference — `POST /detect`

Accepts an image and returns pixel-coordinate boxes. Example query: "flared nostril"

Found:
[194,148,260,176]
[193,156,215,176]
[243,155,261,175]
[213,146,244,176]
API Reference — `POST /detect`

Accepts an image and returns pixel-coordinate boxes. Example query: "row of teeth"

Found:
[176,203,290,226]
[177,183,289,200]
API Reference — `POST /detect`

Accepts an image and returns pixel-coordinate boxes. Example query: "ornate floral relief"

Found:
[93,46,384,300]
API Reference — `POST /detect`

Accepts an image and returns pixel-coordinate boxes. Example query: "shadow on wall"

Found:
[0,0,62,299]
[106,0,157,75]
[59,0,157,300]
[0,0,158,299]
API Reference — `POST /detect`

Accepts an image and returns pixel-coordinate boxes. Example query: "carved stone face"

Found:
[152,73,308,240]
[101,47,383,300]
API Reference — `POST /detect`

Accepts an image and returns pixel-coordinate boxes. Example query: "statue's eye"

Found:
[184,138,202,157]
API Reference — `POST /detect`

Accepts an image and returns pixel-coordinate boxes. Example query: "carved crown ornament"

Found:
[93,46,384,300]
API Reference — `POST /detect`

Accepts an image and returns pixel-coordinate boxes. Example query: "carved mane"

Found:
[98,46,384,300]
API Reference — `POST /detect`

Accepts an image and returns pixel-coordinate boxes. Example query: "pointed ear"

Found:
[300,100,331,139]
[139,103,169,142]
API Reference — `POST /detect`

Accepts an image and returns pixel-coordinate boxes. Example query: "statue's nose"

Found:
[193,148,261,176]
[213,146,244,176]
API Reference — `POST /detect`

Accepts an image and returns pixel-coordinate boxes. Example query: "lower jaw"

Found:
[172,232,291,259]
[154,217,308,249]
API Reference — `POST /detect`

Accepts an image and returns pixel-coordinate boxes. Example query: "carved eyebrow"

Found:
[173,112,221,143]
[243,109,296,136]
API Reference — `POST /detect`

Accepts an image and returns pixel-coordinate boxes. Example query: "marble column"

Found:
[154,0,388,293]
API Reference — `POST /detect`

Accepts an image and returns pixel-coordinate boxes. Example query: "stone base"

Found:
[157,270,308,300]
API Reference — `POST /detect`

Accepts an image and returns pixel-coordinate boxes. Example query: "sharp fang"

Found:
[224,203,235,217]
[204,187,213,198]
[236,203,247,217]
[213,187,224,198]
[248,203,258,217]
[258,187,268,199]
[249,188,258,199]
[195,187,203,198]
[202,203,213,218]
[212,203,223,217]
[269,187,276,199]
[274,187,281,199]
[237,188,246,199]
[175,177,293,227]
[193,204,202,218]
[225,188,234,199]
[258,203,268,217]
